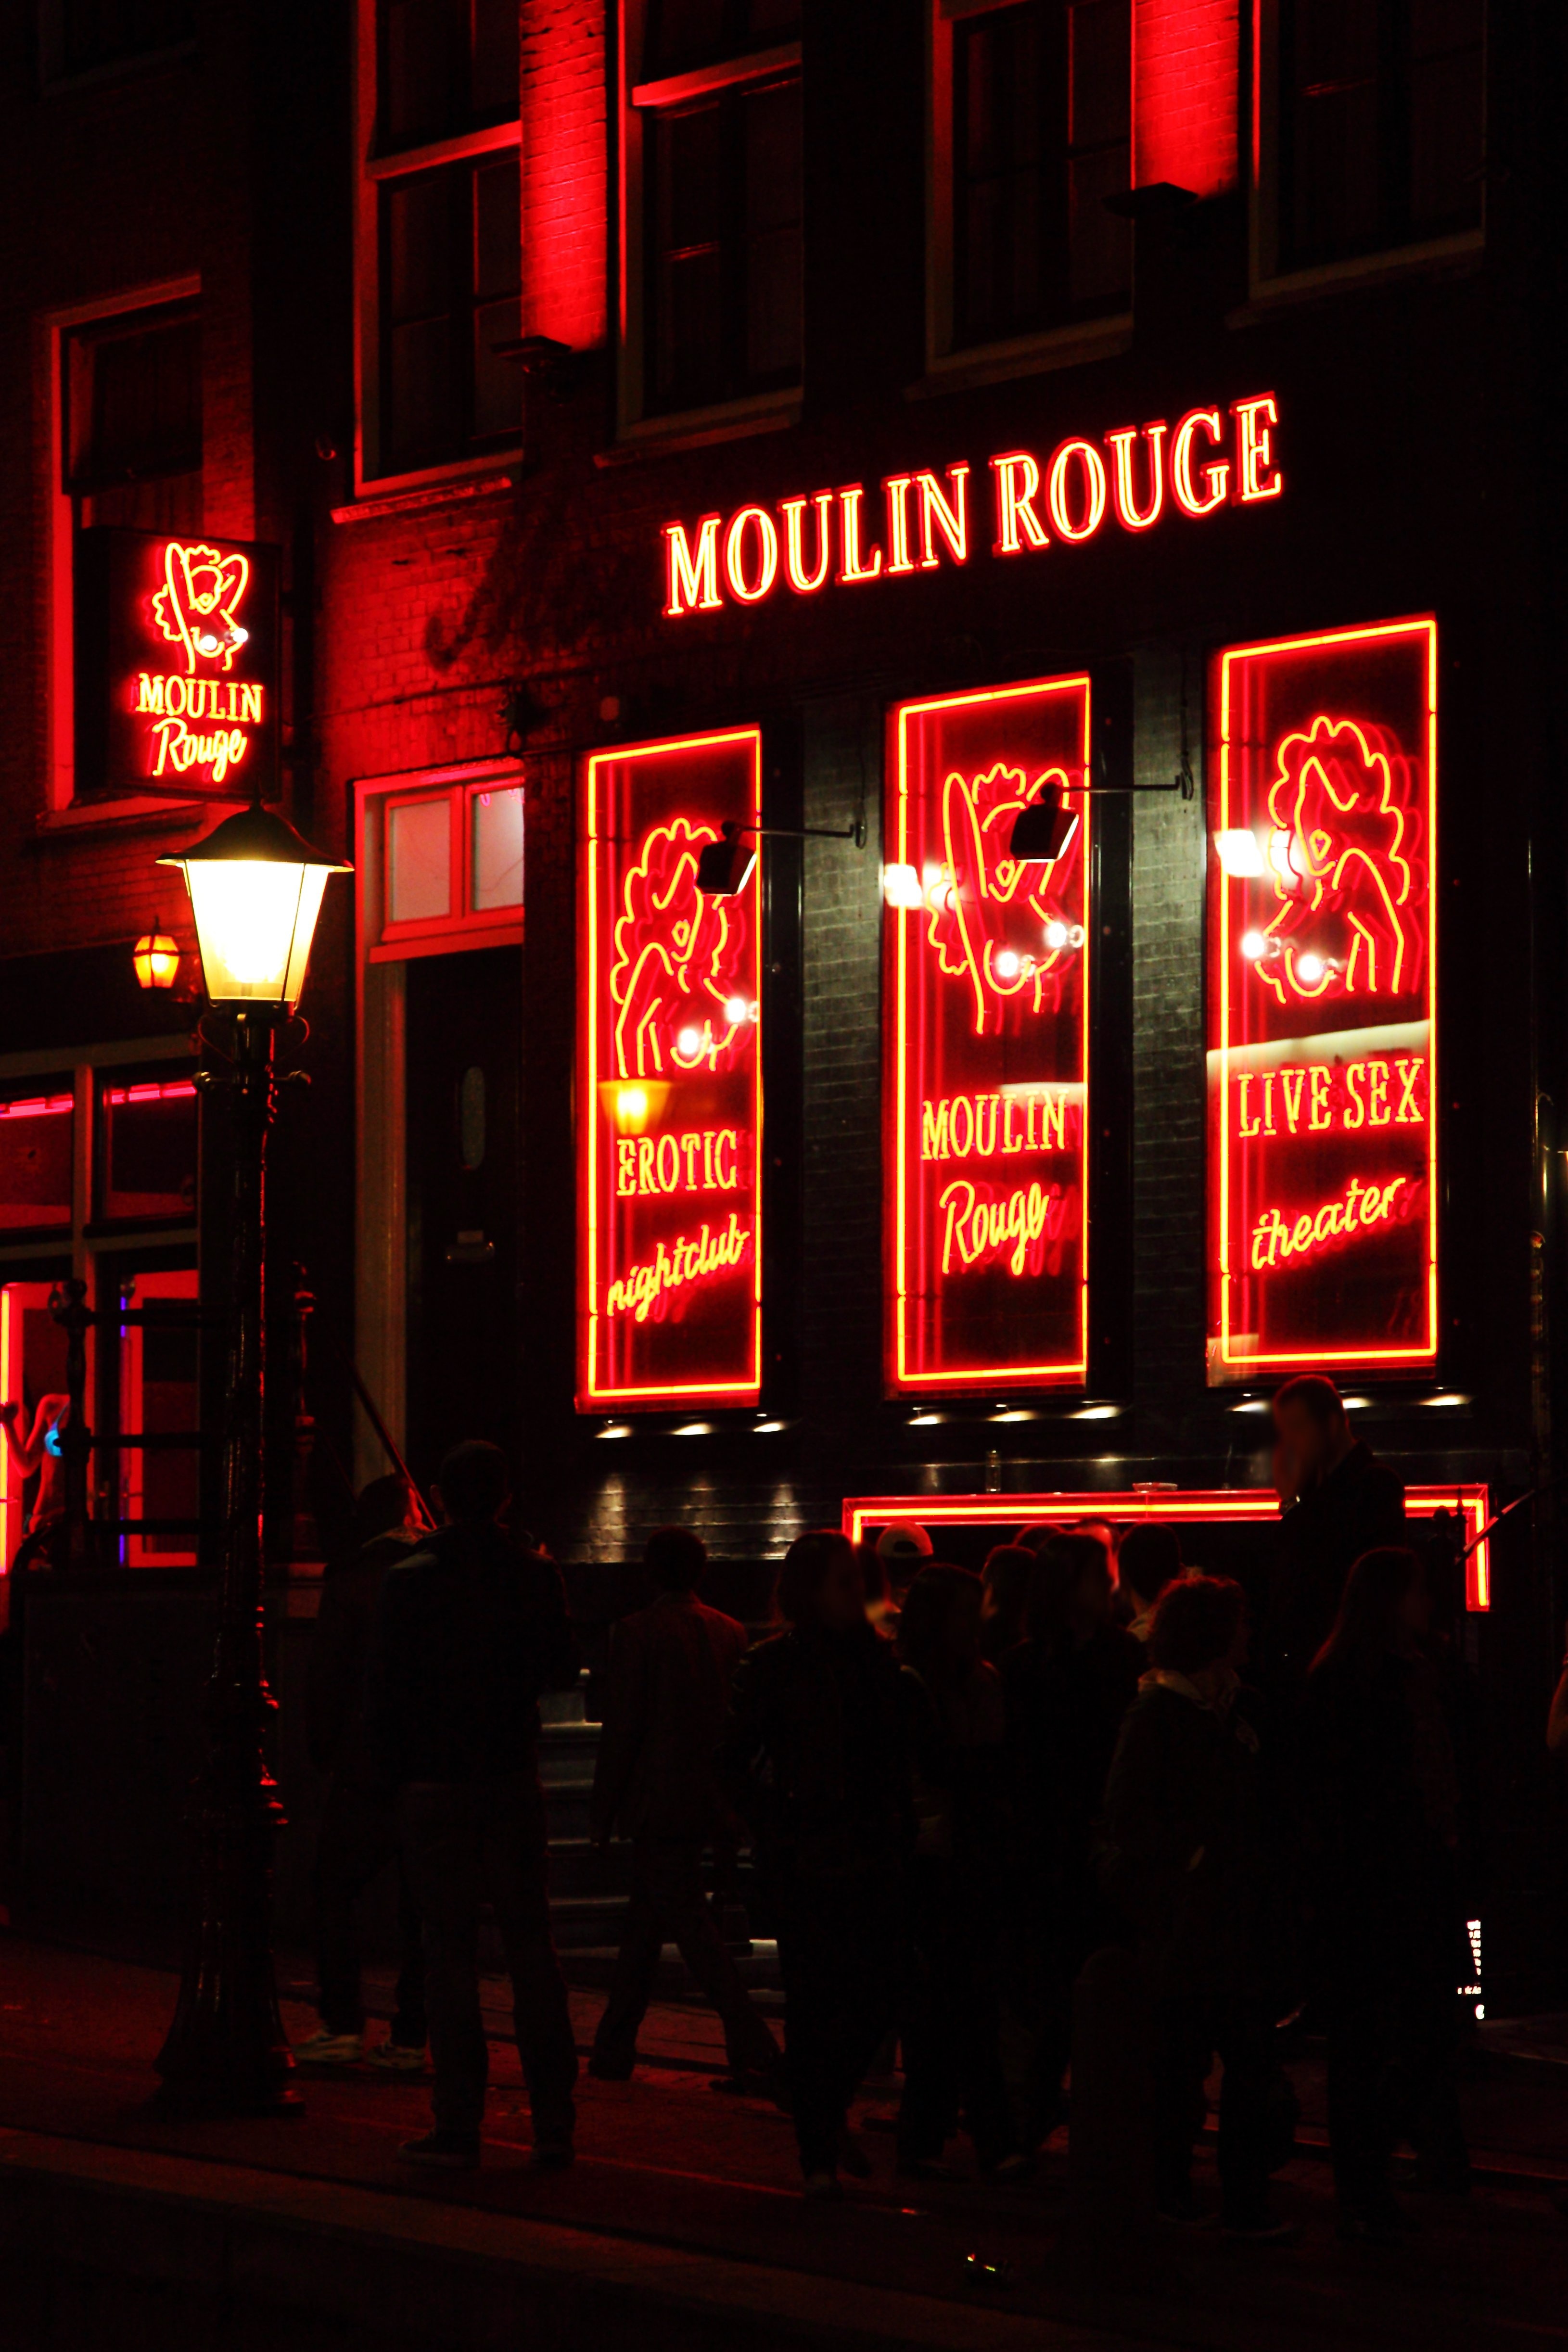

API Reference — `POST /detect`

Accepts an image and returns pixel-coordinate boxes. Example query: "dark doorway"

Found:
[405,944,521,1487]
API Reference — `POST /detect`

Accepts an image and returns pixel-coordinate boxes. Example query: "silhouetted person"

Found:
[369,1440,579,2171]
[1003,1533,1141,2145]
[895,1564,1023,2180]
[1268,1375,1405,1690]
[1117,1525,1184,1645]
[1100,1576,1296,2240]
[978,1544,1034,1666]
[721,1529,911,2199]
[1302,1546,1469,2237]
[298,1475,429,2069]
[588,1526,782,2095]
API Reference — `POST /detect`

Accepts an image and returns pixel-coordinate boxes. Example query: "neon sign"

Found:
[1210,619,1438,1377]
[842,1488,1492,1614]
[75,527,279,799]
[887,677,1091,1394]
[579,731,763,1410]
[663,394,1281,617]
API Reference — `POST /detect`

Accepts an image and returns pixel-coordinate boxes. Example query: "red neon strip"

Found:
[843,1485,1491,1613]
[103,1081,198,1107]
[0,1095,74,1121]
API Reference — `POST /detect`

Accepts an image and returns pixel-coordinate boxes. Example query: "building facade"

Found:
[2,2,1568,1982]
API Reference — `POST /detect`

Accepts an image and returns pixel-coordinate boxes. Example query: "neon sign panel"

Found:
[579,730,764,1410]
[77,527,279,798]
[1209,619,1439,1377]
[662,394,1281,617]
[887,677,1091,1394]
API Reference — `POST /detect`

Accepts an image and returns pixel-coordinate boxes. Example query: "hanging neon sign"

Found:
[75,527,280,798]
[1209,618,1438,1378]
[662,394,1281,617]
[887,677,1091,1394]
[579,730,763,1410]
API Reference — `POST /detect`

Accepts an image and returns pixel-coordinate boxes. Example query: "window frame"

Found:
[36,0,196,91]
[616,0,804,445]
[1249,0,1486,303]
[43,277,204,819]
[353,0,524,496]
[924,0,1133,396]
[359,759,526,963]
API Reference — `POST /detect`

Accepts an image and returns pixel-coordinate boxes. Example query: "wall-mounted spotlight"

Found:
[696,814,868,897]
[1007,747,1196,865]
[1213,829,1267,877]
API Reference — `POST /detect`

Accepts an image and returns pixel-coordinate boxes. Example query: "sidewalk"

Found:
[2,1930,1567,2352]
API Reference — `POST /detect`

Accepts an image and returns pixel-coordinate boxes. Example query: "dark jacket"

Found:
[368,1522,578,1789]
[306,1530,419,1785]
[591,1590,747,1844]
[1003,1624,1142,1887]
[720,1621,911,1881]
[1268,1441,1406,1686]
[1098,1676,1270,1998]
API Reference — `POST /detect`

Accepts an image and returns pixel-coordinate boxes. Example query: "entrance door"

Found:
[405,945,521,1487]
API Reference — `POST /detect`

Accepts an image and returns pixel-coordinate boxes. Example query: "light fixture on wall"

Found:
[1213,828,1267,877]
[1006,751,1196,865]
[696,814,868,897]
[132,916,180,992]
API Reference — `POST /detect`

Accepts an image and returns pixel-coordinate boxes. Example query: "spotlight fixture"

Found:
[1213,829,1266,877]
[881,862,924,909]
[1007,795,1080,865]
[696,814,868,897]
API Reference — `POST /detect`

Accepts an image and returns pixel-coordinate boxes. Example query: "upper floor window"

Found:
[951,0,1130,350]
[1274,0,1483,272]
[39,0,194,81]
[622,1,802,429]
[64,302,202,538]
[359,0,522,484]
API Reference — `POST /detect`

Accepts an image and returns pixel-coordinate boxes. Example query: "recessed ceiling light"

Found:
[753,1419,788,1434]
[1424,1391,1470,1408]
[673,1421,712,1437]
[991,1408,1035,1423]
[597,1423,632,1439]
[1230,1398,1271,1414]
[909,1411,945,1426]
[1071,1404,1121,1421]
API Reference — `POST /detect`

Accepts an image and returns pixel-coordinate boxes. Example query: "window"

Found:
[116,1268,201,1569]
[0,1090,75,1233]
[39,0,194,81]
[623,1,803,428]
[1272,0,1484,273]
[364,766,524,958]
[360,0,522,483]
[946,0,1130,353]
[64,301,202,538]
[98,1077,198,1223]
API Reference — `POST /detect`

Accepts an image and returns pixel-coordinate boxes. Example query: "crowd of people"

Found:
[296,1373,1484,2243]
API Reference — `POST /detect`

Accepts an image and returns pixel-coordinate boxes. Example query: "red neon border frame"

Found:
[843,1485,1491,1613]
[889,674,1093,1394]
[1214,616,1440,1374]
[578,726,765,1411]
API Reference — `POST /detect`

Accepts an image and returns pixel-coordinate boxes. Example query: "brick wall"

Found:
[521,0,609,354]
[1134,0,1241,200]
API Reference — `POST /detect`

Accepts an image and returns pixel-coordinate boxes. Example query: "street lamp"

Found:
[153,799,349,2115]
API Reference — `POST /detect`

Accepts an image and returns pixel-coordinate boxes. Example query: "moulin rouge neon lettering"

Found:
[615,1128,743,1196]
[663,396,1282,616]
[606,1212,752,1321]
[939,1177,1076,1278]
[921,1090,1078,1159]
[1249,1175,1423,1271]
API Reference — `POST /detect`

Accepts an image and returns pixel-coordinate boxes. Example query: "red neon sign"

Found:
[76,526,280,799]
[579,731,763,1411]
[662,395,1281,618]
[887,678,1091,1395]
[1210,619,1439,1377]
[842,1487,1491,1614]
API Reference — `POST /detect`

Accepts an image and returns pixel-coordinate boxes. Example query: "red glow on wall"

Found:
[843,1487,1492,1614]
[1133,0,1241,200]
[579,730,763,1411]
[520,0,607,353]
[887,678,1091,1395]
[1210,619,1439,1379]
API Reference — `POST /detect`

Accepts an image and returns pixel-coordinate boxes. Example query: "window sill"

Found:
[1232,229,1484,325]
[596,392,799,469]
[36,796,208,838]
[908,314,1133,402]
[369,919,523,965]
[335,466,518,523]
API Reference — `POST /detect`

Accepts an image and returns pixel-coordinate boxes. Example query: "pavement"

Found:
[2,1929,1568,2352]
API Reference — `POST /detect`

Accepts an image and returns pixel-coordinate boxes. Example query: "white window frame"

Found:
[1249,0,1485,306]
[41,276,204,820]
[922,0,1133,400]
[615,0,803,447]
[352,0,524,497]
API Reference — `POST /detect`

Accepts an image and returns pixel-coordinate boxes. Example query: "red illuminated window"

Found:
[117,1267,201,1568]
[1262,0,1484,276]
[578,729,764,1410]
[886,676,1091,1395]
[357,0,522,485]
[621,1,802,431]
[1209,617,1438,1379]
[952,0,1131,348]
[0,1091,75,1233]
[844,1487,1492,1613]
[99,1077,198,1223]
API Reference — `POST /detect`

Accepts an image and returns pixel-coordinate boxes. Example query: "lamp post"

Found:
[153,800,349,2115]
